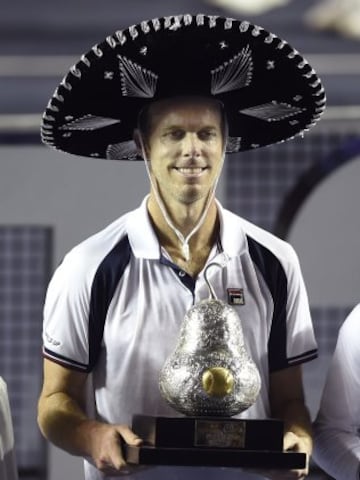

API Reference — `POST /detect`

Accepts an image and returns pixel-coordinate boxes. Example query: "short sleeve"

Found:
[42,247,94,371]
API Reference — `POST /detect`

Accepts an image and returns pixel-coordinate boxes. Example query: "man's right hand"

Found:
[38,360,144,476]
[87,421,143,475]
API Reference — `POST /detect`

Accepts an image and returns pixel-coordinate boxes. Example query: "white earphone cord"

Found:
[139,133,225,262]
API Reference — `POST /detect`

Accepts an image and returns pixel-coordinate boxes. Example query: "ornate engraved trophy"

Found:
[126,264,306,469]
[158,264,261,417]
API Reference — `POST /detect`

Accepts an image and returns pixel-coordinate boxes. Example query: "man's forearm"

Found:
[37,391,100,457]
[38,390,143,474]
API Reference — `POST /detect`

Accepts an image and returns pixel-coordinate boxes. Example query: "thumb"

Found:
[116,424,143,446]
[283,431,299,451]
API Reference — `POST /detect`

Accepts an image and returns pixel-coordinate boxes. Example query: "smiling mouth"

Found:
[175,167,207,177]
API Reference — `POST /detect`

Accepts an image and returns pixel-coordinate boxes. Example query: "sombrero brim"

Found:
[41,14,326,160]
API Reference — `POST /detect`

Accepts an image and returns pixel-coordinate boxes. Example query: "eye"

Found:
[198,129,217,141]
[165,129,185,141]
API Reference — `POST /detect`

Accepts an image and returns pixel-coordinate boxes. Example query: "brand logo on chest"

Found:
[227,288,245,306]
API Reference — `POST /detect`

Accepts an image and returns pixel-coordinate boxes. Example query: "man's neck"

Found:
[147,194,220,276]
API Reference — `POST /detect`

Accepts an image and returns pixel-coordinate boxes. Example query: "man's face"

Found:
[144,97,225,207]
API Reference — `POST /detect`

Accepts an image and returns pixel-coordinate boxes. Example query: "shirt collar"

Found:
[216,200,248,258]
[126,195,160,259]
[126,196,248,260]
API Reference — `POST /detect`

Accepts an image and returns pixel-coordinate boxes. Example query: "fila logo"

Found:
[227,288,245,306]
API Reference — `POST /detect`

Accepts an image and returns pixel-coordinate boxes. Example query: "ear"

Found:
[133,129,148,159]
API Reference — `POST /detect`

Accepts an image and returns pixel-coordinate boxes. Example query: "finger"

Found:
[283,431,299,451]
[106,442,128,471]
[102,430,131,471]
[95,449,126,473]
[116,424,143,446]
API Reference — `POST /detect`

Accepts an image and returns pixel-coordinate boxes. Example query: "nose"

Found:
[182,132,201,158]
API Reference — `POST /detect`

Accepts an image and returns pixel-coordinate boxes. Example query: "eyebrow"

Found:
[161,125,219,132]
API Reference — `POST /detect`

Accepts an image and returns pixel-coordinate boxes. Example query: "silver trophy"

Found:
[126,263,306,470]
[159,262,261,416]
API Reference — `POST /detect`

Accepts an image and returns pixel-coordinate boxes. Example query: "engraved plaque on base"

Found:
[132,415,283,450]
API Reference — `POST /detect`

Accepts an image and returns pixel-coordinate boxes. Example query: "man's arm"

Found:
[269,364,312,477]
[37,359,142,475]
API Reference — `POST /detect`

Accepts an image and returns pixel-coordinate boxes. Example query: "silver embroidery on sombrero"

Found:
[129,25,139,40]
[225,136,242,153]
[164,15,182,30]
[224,18,233,30]
[118,55,158,98]
[47,102,59,112]
[59,115,121,131]
[107,140,138,160]
[115,30,127,45]
[208,16,219,28]
[239,101,306,122]
[183,14,193,25]
[152,18,161,31]
[239,21,250,32]
[41,125,55,144]
[264,33,276,44]
[251,25,262,37]
[141,21,151,33]
[106,36,117,49]
[211,45,253,95]
[196,14,205,25]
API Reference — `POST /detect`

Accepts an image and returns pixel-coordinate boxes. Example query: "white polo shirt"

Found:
[43,196,317,479]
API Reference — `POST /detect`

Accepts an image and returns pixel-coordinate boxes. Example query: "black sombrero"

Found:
[41,14,326,160]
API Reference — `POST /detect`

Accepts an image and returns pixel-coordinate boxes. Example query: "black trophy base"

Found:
[125,445,306,469]
[126,415,306,470]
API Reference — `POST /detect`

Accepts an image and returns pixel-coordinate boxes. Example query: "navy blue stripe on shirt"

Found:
[88,235,131,371]
[288,349,318,366]
[246,235,288,373]
[43,347,89,372]
[160,254,196,293]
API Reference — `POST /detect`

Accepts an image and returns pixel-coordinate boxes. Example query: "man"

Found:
[37,14,325,480]
[313,304,360,480]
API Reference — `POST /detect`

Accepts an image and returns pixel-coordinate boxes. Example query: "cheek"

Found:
[209,144,224,161]
[212,150,225,176]
[151,140,176,157]
[149,158,169,179]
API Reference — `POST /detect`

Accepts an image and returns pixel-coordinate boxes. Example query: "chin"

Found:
[178,190,209,205]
